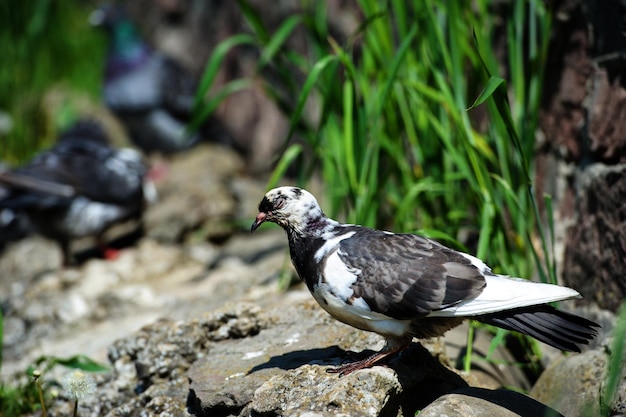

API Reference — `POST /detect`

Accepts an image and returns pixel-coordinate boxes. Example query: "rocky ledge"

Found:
[1,145,623,417]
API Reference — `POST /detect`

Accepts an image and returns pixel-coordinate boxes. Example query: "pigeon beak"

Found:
[251,212,267,233]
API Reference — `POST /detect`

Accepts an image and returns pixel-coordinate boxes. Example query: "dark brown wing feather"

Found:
[338,228,487,319]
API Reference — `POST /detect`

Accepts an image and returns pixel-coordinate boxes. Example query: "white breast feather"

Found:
[63,197,129,237]
[314,231,356,262]
[311,244,412,338]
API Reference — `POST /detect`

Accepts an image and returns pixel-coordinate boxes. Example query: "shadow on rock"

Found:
[388,343,469,415]
[247,346,345,373]
[419,386,565,417]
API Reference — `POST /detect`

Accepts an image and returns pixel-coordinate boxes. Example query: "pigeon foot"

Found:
[327,339,411,376]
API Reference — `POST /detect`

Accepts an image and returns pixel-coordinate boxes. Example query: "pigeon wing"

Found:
[4,139,143,207]
[338,230,487,320]
[160,57,197,117]
[61,144,144,204]
[104,55,163,112]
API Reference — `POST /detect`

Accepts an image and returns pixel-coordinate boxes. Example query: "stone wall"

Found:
[537,0,626,311]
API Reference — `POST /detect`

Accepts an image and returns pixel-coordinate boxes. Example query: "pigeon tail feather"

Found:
[476,304,599,352]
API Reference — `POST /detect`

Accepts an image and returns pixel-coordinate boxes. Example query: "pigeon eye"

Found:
[274,196,286,209]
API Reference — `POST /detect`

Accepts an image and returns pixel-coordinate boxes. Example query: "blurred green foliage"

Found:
[0,0,105,165]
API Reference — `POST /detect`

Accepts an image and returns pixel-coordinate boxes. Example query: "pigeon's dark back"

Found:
[0,120,146,210]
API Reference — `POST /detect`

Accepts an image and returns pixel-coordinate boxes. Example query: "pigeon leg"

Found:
[327,338,411,376]
[58,239,73,267]
[95,235,120,261]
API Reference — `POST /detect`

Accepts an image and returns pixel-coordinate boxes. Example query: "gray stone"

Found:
[530,348,615,417]
[418,387,564,417]
[250,366,400,417]
[144,144,243,243]
[187,300,470,417]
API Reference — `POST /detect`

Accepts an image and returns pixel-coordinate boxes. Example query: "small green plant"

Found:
[32,370,48,417]
[61,370,96,417]
[0,351,108,416]
[600,301,626,416]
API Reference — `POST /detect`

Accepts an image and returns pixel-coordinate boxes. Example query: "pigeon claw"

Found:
[326,339,411,376]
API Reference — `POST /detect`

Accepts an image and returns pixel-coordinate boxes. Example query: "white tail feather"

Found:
[429,274,581,317]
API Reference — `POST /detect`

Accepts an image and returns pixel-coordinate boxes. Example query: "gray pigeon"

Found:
[91,5,236,155]
[251,187,599,375]
[0,120,153,265]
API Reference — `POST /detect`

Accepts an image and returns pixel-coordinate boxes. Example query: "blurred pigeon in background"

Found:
[90,4,236,156]
[0,119,154,266]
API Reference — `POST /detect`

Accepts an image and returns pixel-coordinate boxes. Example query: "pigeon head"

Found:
[251,187,325,235]
[90,4,150,79]
[58,119,109,145]
[89,4,128,31]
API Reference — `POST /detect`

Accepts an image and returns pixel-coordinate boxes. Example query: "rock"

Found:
[144,144,244,243]
[530,348,626,416]
[187,299,469,417]
[107,302,269,389]
[249,366,401,417]
[0,235,60,283]
[539,0,592,163]
[562,163,626,311]
[37,302,269,417]
[419,387,564,417]
[586,69,626,162]
[106,396,189,417]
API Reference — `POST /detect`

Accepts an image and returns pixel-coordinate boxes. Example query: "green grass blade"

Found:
[601,301,626,416]
[53,355,109,372]
[189,78,252,133]
[258,15,302,69]
[371,23,418,119]
[466,75,506,110]
[236,0,270,42]
[342,79,357,190]
[194,34,256,110]
[284,54,339,144]
[266,144,303,190]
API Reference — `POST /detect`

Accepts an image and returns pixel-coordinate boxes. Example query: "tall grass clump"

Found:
[217,0,555,374]
[0,0,105,164]
[234,0,552,282]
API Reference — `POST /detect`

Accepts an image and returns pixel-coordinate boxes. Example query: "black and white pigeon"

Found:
[251,187,600,376]
[90,5,234,155]
[0,120,153,265]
